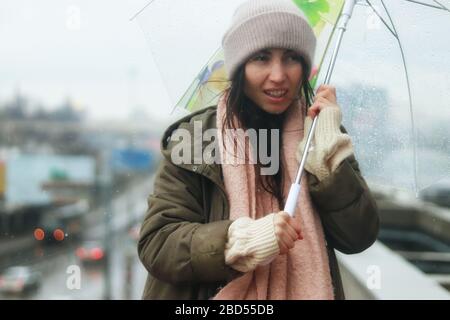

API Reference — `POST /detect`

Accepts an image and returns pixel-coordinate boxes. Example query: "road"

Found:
[0,174,154,300]
[31,230,147,300]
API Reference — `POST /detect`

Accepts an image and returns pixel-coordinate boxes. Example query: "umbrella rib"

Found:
[129,0,156,21]
[205,90,227,108]
[380,0,420,195]
[433,0,450,11]
[365,1,398,38]
[401,0,449,11]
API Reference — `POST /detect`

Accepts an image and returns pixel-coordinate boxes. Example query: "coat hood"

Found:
[160,106,220,175]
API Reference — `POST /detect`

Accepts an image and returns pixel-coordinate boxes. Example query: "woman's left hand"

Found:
[307,85,340,119]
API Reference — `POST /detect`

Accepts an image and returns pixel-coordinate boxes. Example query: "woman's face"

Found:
[244,48,304,115]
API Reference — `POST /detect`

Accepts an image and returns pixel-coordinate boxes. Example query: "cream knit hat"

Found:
[222,0,317,79]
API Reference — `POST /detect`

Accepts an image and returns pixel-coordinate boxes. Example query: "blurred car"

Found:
[38,201,87,245]
[75,241,107,266]
[420,178,450,208]
[0,266,42,295]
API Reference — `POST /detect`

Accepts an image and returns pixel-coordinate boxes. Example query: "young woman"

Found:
[138,0,379,300]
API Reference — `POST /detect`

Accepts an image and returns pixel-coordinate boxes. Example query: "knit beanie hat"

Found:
[222,0,317,80]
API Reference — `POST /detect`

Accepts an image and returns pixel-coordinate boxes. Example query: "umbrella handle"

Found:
[284,183,301,217]
[284,115,318,218]
[283,0,357,218]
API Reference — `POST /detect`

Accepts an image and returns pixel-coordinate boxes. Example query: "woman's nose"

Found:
[268,62,287,82]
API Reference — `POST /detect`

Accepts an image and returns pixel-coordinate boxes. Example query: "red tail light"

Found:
[90,248,104,260]
[53,229,65,241]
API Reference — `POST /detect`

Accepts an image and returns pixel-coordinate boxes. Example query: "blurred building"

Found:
[111,148,155,174]
[0,153,95,234]
[4,154,95,207]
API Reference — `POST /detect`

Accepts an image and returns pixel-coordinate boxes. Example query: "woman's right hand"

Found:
[274,211,303,254]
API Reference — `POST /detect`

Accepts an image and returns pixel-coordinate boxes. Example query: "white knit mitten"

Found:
[224,213,280,273]
[296,107,354,181]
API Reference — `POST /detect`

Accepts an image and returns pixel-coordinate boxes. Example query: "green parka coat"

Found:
[138,106,379,300]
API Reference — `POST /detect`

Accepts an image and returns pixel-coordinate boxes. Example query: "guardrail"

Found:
[337,241,450,299]
[338,184,450,299]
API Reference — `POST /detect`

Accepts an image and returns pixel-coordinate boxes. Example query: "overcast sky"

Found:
[0,0,178,124]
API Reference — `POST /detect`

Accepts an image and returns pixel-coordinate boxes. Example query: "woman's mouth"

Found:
[263,89,288,103]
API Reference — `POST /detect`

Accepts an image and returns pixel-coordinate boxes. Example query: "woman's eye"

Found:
[252,54,268,61]
[287,55,301,62]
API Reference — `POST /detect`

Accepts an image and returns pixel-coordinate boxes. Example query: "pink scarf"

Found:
[213,92,334,300]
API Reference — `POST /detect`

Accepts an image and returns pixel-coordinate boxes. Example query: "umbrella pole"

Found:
[284,0,357,217]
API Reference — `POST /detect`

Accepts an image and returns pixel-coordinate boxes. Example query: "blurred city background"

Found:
[0,0,449,300]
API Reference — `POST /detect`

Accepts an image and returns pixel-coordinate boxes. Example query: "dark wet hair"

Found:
[221,54,314,209]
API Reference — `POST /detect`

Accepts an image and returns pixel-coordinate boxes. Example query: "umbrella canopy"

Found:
[320,0,450,194]
[133,0,344,112]
[133,0,450,195]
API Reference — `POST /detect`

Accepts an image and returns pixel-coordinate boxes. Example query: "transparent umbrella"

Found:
[132,0,450,199]
[323,0,450,196]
